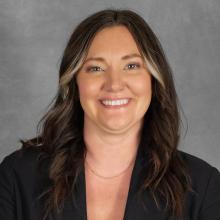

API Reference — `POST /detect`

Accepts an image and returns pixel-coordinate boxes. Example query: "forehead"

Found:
[86,26,141,57]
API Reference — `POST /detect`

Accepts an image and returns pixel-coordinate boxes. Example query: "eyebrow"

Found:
[83,53,143,64]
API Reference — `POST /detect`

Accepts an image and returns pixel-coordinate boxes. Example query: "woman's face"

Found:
[76,25,152,134]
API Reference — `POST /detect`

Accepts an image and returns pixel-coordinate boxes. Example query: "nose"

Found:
[104,70,124,92]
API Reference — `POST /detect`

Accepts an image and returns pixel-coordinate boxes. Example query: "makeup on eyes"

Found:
[85,62,142,73]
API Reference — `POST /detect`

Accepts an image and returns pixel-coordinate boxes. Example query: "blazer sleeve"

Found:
[199,166,220,220]
[0,156,16,220]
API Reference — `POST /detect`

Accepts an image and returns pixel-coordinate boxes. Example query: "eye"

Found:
[86,66,103,73]
[126,63,141,70]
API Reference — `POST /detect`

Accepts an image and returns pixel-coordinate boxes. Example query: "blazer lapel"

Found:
[123,146,167,220]
[48,163,87,220]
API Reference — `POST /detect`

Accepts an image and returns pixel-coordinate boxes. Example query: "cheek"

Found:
[77,78,101,100]
[130,74,152,97]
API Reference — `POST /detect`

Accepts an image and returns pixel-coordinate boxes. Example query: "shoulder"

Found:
[0,146,44,172]
[177,150,220,217]
[177,149,220,190]
[177,149,220,180]
[0,146,50,188]
[0,147,52,219]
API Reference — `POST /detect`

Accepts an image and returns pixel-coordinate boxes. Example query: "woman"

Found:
[0,8,219,220]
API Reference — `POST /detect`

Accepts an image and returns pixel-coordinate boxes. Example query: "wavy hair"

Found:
[20,8,194,220]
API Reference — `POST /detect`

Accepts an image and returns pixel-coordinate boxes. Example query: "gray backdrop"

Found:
[0,0,219,169]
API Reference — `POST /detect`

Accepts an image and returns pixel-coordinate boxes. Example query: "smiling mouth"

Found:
[99,98,131,109]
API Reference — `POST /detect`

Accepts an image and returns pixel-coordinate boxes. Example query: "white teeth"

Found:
[101,99,129,106]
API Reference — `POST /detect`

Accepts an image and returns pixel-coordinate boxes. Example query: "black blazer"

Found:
[0,146,220,220]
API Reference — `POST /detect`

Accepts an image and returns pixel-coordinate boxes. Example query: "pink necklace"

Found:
[85,158,135,179]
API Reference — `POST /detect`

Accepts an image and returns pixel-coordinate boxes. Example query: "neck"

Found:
[83,116,143,178]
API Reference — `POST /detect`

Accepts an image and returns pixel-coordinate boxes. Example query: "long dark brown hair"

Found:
[20,8,194,220]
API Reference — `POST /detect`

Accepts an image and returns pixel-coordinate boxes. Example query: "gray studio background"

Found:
[0,0,219,169]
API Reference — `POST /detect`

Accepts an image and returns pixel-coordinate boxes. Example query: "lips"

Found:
[99,98,131,108]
